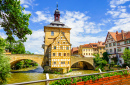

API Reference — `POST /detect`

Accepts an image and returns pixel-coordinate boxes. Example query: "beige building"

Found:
[105,30,130,65]
[42,6,71,73]
[78,42,105,57]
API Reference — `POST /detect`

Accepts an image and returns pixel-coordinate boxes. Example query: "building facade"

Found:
[78,42,105,57]
[71,47,79,56]
[43,6,71,73]
[105,30,130,66]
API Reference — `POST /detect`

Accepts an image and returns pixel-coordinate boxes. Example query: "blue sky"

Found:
[0,0,130,54]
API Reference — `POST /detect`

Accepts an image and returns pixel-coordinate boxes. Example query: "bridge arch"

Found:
[71,56,95,70]
[7,54,44,68]
[71,60,94,70]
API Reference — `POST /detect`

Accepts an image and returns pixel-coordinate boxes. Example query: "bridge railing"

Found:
[6,69,130,85]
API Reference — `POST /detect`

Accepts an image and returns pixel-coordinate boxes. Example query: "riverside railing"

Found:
[6,68,130,85]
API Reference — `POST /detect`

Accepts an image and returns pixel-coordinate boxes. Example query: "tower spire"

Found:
[54,3,60,21]
[57,3,58,10]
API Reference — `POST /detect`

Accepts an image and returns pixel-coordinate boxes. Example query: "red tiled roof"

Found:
[108,30,130,42]
[72,47,78,52]
[82,44,92,48]
[109,32,116,41]
[81,42,105,48]
[116,31,130,41]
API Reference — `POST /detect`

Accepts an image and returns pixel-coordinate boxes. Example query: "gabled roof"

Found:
[109,32,116,41]
[49,32,71,46]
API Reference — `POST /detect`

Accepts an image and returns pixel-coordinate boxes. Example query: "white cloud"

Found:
[129,5,130,8]
[23,10,31,14]
[23,5,29,8]
[107,0,130,32]
[110,0,130,8]
[31,11,53,23]
[24,29,44,54]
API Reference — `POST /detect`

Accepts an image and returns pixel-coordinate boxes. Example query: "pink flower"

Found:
[71,82,72,83]
[58,81,60,82]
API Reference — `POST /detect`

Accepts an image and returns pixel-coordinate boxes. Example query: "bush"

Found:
[69,69,72,72]
[0,37,11,84]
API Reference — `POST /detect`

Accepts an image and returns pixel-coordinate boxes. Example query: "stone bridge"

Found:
[7,54,44,67]
[71,56,94,69]
[7,54,94,69]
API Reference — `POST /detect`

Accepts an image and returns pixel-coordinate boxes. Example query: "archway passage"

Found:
[71,61,94,70]
[10,59,39,70]
[71,56,94,70]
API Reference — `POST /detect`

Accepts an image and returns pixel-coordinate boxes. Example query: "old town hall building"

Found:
[43,6,71,73]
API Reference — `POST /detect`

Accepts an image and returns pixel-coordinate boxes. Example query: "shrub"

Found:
[0,37,11,84]
[69,69,72,72]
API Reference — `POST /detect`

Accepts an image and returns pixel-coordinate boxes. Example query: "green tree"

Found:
[12,41,25,54]
[0,37,10,84]
[93,54,107,71]
[103,52,109,63]
[5,35,16,52]
[0,0,32,42]
[25,51,34,54]
[122,48,130,66]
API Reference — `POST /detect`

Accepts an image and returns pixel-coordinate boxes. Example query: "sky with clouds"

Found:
[0,0,130,54]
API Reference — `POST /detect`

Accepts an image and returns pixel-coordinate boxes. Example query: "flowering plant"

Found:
[76,77,82,82]
[71,78,76,84]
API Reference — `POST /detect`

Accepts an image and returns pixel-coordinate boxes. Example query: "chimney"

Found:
[116,31,118,34]
[121,30,124,40]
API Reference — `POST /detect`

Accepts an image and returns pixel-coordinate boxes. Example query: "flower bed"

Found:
[49,70,130,85]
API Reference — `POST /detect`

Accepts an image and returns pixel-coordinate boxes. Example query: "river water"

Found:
[8,66,98,85]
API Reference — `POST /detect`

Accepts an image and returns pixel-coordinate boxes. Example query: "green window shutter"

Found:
[124,41,126,44]
[115,43,116,46]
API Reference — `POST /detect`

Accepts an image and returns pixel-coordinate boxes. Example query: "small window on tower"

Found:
[53,53,55,56]
[67,53,69,56]
[51,31,54,36]
[64,53,66,56]
[59,53,61,56]
[55,15,58,20]
[54,46,56,49]
[63,42,65,44]
[60,46,63,50]
[66,47,69,50]
[53,62,56,64]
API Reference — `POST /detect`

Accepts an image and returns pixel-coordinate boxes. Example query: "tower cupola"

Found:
[54,4,60,21]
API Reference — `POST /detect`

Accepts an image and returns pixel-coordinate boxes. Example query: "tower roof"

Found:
[45,4,71,29]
